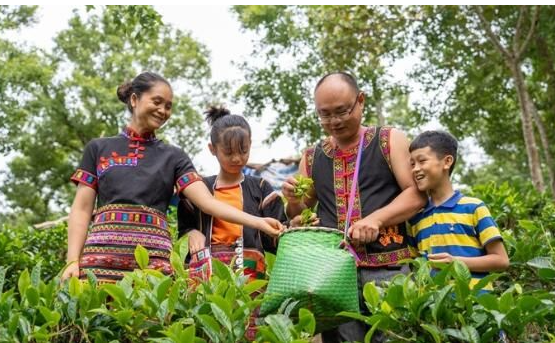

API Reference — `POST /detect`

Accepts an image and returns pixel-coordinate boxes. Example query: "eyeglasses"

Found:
[316,93,361,124]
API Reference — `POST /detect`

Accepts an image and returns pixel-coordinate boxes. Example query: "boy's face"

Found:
[410,146,453,192]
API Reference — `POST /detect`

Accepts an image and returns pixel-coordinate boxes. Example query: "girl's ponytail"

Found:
[205,106,231,126]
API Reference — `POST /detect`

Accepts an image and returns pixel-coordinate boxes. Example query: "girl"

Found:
[180,106,286,280]
[62,72,282,283]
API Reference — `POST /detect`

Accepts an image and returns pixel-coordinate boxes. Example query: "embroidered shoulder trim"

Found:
[71,169,98,191]
[304,146,316,178]
[176,172,203,193]
[379,126,393,170]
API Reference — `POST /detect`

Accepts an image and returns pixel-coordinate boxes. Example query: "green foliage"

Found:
[292,175,316,226]
[232,6,416,145]
[0,223,66,290]
[413,6,555,191]
[341,258,555,342]
[0,6,212,221]
[468,181,555,292]
[292,175,313,199]
[0,239,315,343]
[0,5,37,31]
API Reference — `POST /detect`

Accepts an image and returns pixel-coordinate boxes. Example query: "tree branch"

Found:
[513,6,525,54]
[516,5,539,61]
[473,6,513,62]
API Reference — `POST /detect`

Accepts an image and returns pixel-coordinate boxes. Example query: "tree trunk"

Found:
[533,34,555,198]
[376,97,385,127]
[531,107,555,197]
[509,62,546,192]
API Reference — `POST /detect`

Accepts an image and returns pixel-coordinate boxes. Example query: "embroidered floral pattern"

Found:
[378,225,405,247]
[97,152,139,176]
[95,127,155,176]
[355,247,411,267]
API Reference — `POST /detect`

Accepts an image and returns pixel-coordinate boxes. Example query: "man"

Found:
[282,72,426,342]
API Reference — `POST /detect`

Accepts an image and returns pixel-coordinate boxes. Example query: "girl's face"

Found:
[209,132,251,175]
[130,82,173,132]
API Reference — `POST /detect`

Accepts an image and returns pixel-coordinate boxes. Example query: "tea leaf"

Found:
[421,323,442,343]
[134,244,150,270]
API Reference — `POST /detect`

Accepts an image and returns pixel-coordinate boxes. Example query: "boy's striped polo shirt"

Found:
[407,190,503,290]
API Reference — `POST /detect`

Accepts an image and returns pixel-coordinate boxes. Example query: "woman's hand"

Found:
[61,261,80,282]
[188,229,206,254]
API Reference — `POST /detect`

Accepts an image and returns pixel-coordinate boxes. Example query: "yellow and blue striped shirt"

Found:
[407,191,502,290]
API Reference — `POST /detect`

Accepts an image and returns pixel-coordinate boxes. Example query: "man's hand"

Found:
[347,216,383,245]
[281,176,301,204]
[188,229,206,254]
[289,213,320,228]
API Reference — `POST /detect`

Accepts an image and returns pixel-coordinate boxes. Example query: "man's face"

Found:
[314,77,363,143]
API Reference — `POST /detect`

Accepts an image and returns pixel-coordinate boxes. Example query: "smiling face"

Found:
[314,76,364,144]
[130,81,173,132]
[410,146,454,192]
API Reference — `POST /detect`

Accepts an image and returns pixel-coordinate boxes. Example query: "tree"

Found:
[413,6,555,196]
[0,6,212,222]
[232,6,417,146]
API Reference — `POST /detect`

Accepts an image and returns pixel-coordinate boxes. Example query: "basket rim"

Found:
[281,226,343,236]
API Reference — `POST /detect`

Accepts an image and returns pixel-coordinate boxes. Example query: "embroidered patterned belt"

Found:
[355,247,411,268]
[93,204,167,230]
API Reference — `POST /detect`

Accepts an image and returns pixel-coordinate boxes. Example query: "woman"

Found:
[61,72,282,283]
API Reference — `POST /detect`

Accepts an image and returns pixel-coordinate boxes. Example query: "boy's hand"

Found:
[188,229,206,254]
[427,252,454,263]
[257,217,284,237]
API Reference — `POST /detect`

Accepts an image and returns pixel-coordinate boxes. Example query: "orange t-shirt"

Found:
[211,184,243,245]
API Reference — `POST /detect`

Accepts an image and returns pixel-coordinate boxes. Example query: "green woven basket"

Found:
[260,227,359,330]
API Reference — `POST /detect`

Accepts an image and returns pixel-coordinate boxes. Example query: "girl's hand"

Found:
[188,229,206,254]
[257,217,284,237]
[427,252,454,263]
[289,213,320,228]
[61,261,80,282]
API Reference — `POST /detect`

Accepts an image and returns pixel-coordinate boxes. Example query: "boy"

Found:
[408,130,509,290]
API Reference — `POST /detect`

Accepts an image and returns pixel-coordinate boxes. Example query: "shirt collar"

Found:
[423,190,463,213]
[121,126,157,141]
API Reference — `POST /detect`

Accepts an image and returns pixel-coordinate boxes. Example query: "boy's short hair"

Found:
[409,130,458,175]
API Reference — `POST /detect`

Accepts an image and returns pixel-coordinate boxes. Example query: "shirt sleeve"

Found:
[474,202,503,247]
[70,140,98,191]
[174,148,202,194]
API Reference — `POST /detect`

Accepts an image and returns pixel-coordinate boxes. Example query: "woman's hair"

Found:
[205,106,251,153]
[117,72,171,112]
